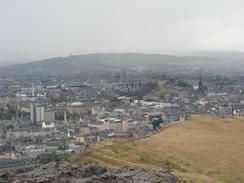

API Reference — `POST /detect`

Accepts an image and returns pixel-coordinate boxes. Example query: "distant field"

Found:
[71,115,244,183]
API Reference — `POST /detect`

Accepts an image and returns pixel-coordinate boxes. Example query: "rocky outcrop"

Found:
[2,161,181,183]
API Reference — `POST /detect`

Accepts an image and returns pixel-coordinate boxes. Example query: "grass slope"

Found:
[71,115,244,183]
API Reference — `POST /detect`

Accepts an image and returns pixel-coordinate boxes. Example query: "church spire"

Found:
[198,73,203,91]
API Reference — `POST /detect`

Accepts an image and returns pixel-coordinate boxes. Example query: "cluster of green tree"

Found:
[55,112,64,120]
[0,104,29,120]
[152,117,163,130]
[130,82,158,98]
[109,97,120,103]
[52,95,69,103]
[0,110,13,120]
[175,80,192,88]
[37,153,69,164]
[66,111,81,120]
[55,111,81,121]
[57,143,66,151]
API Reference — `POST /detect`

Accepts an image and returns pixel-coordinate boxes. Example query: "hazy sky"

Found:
[1,0,244,63]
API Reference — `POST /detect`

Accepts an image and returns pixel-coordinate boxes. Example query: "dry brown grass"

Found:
[71,115,244,183]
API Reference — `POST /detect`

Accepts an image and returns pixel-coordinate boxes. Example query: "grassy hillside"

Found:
[71,115,244,183]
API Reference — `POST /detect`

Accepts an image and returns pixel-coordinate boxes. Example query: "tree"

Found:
[152,117,163,130]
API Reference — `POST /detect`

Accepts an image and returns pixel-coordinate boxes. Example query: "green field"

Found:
[71,115,244,183]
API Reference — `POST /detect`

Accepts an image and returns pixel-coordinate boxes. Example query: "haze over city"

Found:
[1,0,244,63]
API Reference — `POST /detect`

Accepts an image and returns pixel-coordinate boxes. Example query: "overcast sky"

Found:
[1,0,244,63]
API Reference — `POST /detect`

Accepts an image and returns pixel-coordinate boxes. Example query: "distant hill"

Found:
[71,115,244,183]
[194,51,244,58]
[1,52,244,78]
[0,53,206,78]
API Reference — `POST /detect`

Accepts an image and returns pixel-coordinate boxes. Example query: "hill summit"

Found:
[72,115,244,183]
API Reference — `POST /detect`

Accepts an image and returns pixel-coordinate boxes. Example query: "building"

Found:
[198,75,203,91]
[30,104,45,123]
[42,121,55,129]
[44,111,55,122]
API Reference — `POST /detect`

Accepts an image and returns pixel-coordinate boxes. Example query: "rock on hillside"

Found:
[4,161,181,183]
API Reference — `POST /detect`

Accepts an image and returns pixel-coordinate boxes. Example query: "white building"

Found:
[30,104,45,123]
[36,106,45,122]
[42,121,55,129]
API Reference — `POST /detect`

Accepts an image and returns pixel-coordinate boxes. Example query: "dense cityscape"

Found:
[0,57,244,177]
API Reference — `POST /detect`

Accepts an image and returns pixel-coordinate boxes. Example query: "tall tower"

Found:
[64,111,67,124]
[31,83,35,97]
[123,69,127,82]
[36,105,45,122]
[30,104,45,124]
[198,74,203,91]
[16,103,20,128]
